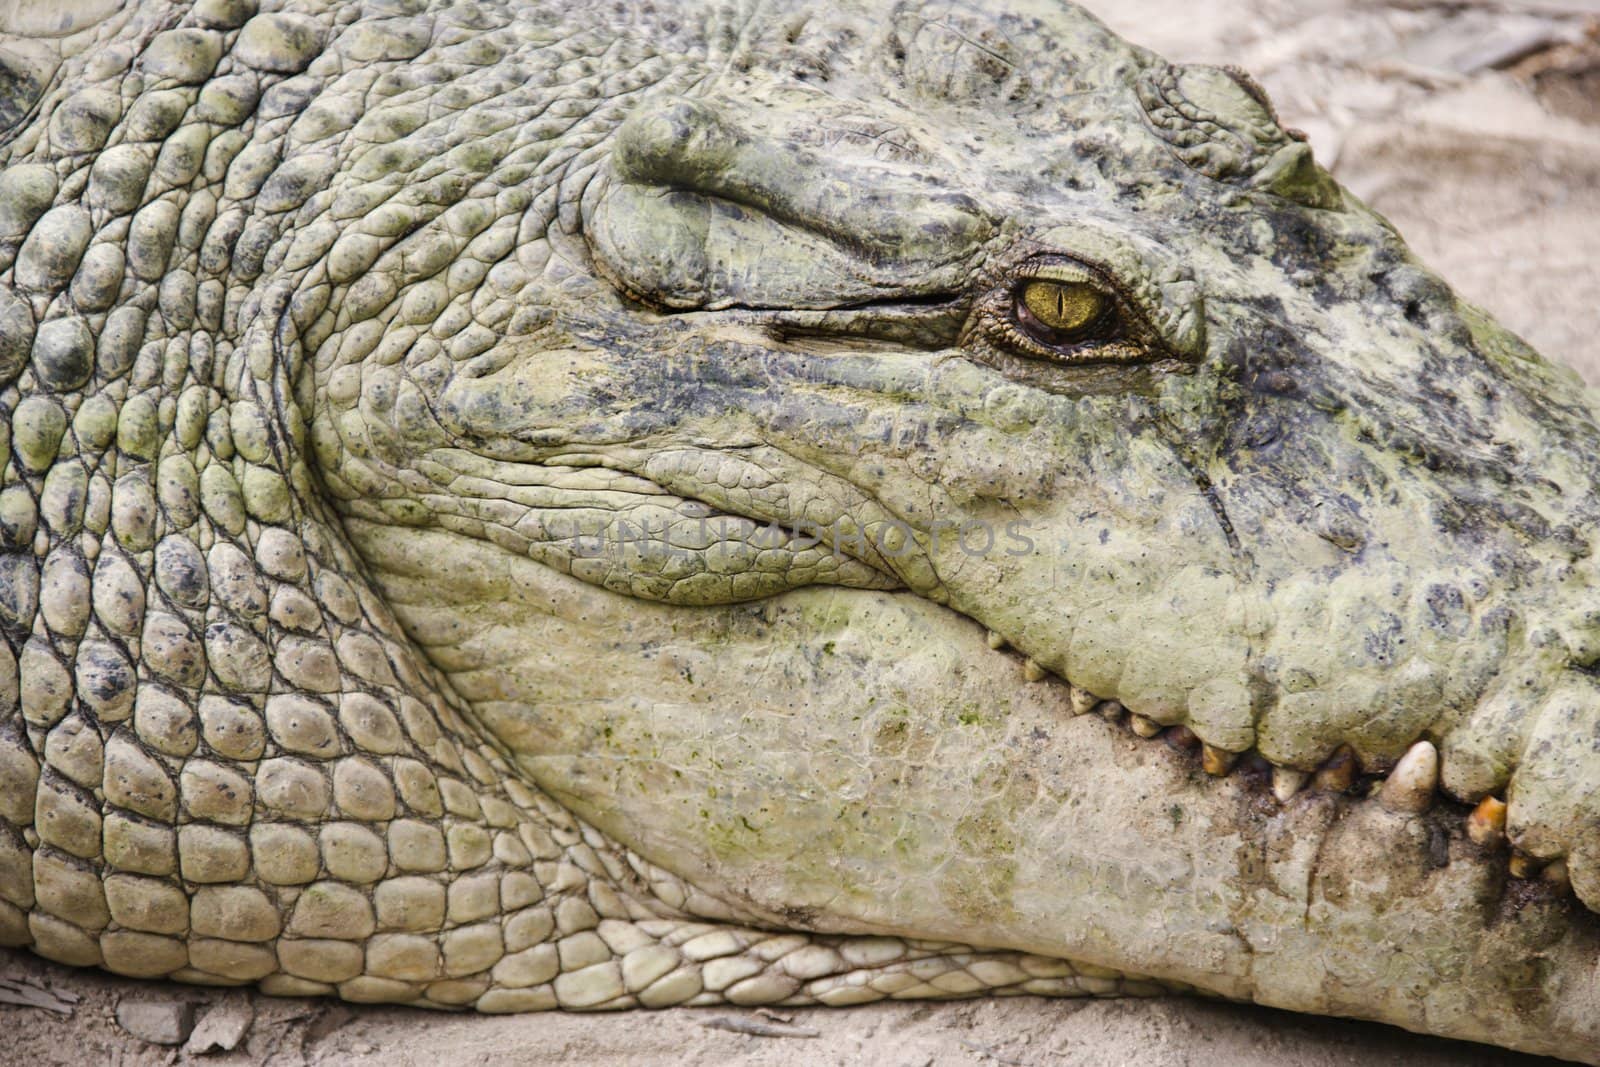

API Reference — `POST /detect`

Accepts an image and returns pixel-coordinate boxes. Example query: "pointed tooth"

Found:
[1509,851,1542,879]
[1543,858,1571,891]
[1097,700,1124,723]
[1068,685,1099,716]
[1467,795,1507,847]
[1312,744,1357,793]
[987,631,1007,651]
[1164,725,1200,752]
[1378,739,1438,815]
[1272,767,1309,803]
[1201,744,1240,777]
[1129,714,1162,738]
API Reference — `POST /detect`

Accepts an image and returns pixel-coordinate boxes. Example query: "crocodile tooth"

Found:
[1129,714,1162,738]
[987,631,1007,650]
[1097,700,1124,723]
[1201,744,1238,777]
[1272,767,1309,803]
[1509,851,1542,879]
[1068,685,1099,716]
[1312,744,1357,793]
[1467,796,1507,847]
[1543,858,1571,891]
[1165,725,1200,752]
[1377,739,1438,814]
[1023,658,1047,682]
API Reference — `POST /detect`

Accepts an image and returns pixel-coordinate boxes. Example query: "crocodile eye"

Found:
[963,256,1166,372]
[1015,279,1115,346]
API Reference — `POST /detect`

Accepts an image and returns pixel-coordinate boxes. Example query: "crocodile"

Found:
[2,0,1600,1059]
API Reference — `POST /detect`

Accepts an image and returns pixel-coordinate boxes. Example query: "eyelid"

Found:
[1016,262,1103,288]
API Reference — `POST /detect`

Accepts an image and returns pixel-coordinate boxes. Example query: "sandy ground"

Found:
[0,946,1564,1067]
[4,1,1599,1065]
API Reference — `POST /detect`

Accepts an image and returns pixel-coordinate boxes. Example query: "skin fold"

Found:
[1,0,1599,1060]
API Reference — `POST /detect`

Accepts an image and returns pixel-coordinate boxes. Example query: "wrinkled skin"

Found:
[2,0,1600,1061]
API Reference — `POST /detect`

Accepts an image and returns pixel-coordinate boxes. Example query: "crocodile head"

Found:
[299,0,1600,1053]
[4,0,1599,1058]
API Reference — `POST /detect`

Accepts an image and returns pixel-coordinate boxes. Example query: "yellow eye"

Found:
[1019,280,1107,335]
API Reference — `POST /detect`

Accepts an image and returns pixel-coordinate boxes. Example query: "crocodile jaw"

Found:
[350,520,1600,1061]
[303,0,1600,1053]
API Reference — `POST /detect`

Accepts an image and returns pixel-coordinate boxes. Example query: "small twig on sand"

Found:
[960,1039,1032,1066]
[1386,0,1600,16]
[701,1015,821,1039]
[0,976,80,1016]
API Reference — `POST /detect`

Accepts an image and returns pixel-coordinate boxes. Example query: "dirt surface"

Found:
[4,1,1599,1065]
[0,946,1565,1066]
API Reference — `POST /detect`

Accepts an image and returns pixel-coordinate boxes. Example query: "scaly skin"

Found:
[2,0,1600,1059]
